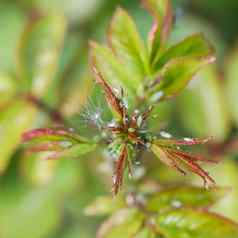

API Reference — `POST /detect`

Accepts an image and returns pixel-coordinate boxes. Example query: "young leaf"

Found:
[91,64,125,121]
[147,186,227,212]
[22,127,96,160]
[156,208,238,238]
[112,144,128,196]
[17,14,66,96]
[149,56,215,101]
[22,128,87,145]
[150,142,215,187]
[90,41,136,96]
[142,0,173,63]
[153,33,215,71]
[108,7,149,81]
[97,209,144,238]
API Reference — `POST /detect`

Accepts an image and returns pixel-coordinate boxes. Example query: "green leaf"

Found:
[147,186,227,212]
[154,33,214,71]
[90,41,136,96]
[156,208,238,238]
[0,73,17,106]
[17,14,66,96]
[142,0,173,63]
[178,65,230,142]
[97,209,144,238]
[225,48,238,126]
[54,143,97,160]
[85,195,126,216]
[149,56,215,101]
[135,228,156,238]
[0,101,36,172]
[108,8,149,82]
[208,160,238,223]
[142,0,170,23]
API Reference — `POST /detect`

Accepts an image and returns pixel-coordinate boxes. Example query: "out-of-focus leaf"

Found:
[85,195,126,216]
[61,69,93,117]
[0,101,36,172]
[209,159,238,222]
[0,188,61,238]
[0,73,16,106]
[135,227,156,238]
[225,48,238,126]
[154,33,214,71]
[0,149,81,238]
[150,56,215,102]
[108,8,149,82]
[35,0,104,23]
[90,42,137,96]
[156,208,238,238]
[97,209,144,238]
[17,14,66,96]
[147,186,227,212]
[178,65,229,142]
[20,152,59,186]
[0,3,26,71]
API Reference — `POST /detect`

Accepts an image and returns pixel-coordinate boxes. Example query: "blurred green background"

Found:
[1,0,238,237]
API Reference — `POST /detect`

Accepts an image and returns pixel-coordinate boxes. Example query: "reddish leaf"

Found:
[112,144,128,196]
[91,63,125,121]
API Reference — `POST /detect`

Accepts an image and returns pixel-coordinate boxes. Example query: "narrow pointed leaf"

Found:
[17,14,66,96]
[142,0,173,63]
[151,143,186,175]
[91,64,125,120]
[22,128,87,145]
[156,208,238,238]
[108,8,149,82]
[112,144,128,196]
